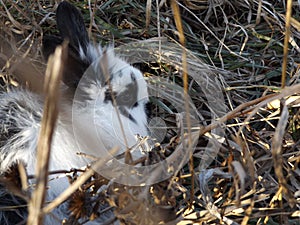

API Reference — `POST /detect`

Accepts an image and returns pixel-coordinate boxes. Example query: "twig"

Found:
[200,83,300,137]
[42,146,119,214]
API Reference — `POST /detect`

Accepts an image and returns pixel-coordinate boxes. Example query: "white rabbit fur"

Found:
[0,1,149,224]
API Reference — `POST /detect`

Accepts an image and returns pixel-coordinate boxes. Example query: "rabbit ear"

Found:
[42,2,90,89]
[56,1,89,55]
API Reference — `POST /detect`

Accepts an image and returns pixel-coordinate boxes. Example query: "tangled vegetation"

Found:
[0,0,300,224]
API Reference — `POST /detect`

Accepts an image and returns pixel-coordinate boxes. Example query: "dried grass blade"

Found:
[271,101,295,207]
[27,43,66,225]
[281,0,293,88]
[170,0,194,206]
[145,0,152,29]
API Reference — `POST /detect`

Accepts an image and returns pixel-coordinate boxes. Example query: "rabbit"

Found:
[0,1,150,224]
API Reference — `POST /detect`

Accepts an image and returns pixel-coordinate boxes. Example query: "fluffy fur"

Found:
[0,1,149,224]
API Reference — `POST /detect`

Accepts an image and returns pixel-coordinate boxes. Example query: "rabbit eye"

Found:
[104,89,117,103]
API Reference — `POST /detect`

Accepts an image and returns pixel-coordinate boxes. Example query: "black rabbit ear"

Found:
[56,1,89,55]
[41,2,91,89]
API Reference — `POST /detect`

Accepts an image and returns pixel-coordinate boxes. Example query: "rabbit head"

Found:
[42,1,150,157]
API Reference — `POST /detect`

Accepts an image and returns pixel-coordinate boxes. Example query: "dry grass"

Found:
[1,0,300,225]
